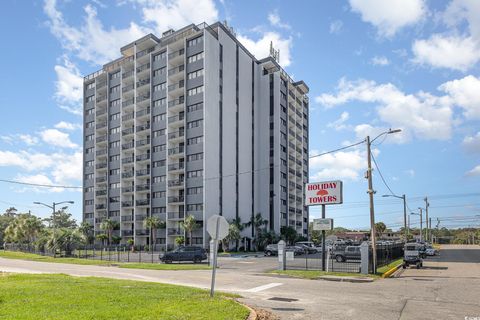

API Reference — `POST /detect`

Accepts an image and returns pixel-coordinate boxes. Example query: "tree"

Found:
[256,229,279,250]
[180,215,198,245]
[78,222,94,245]
[144,217,165,251]
[46,228,82,256]
[0,213,15,245]
[280,226,298,245]
[175,236,185,246]
[375,222,387,238]
[96,234,108,246]
[4,214,43,244]
[222,223,241,252]
[100,219,118,245]
[231,217,245,251]
[4,207,18,217]
[45,209,77,229]
[245,213,268,249]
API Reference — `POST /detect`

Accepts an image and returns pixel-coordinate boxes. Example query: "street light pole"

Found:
[366,128,401,274]
[424,197,429,242]
[382,194,407,241]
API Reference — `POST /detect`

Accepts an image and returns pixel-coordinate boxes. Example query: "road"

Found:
[1,245,480,319]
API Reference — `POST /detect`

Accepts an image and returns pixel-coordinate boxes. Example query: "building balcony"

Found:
[136,62,150,74]
[96,121,107,130]
[121,230,134,236]
[96,148,107,156]
[122,185,134,193]
[96,134,107,143]
[122,171,134,179]
[121,215,134,222]
[168,196,184,204]
[122,70,134,80]
[122,142,134,150]
[135,184,150,192]
[167,212,185,220]
[136,199,150,206]
[136,169,150,177]
[167,228,183,236]
[122,112,134,122]
[135,229,149,236]
[136,93,150,105]
[136,123,150,133]
[136,47,154,59]
[168,64,184,77]
[168,179,184,188]
[95,175,107,183]
[168,48,184,63]
[96,81,107,89]
[168,162,184,172]
[168,146,184,157]
[136,138,150,148]
[136,153,150,162]
[95,203,107,210]
[121,201,134,208]
[136,78,150,90]
[122,98,134,109]
[96,108,107,117]
[122,127,135,137]
[95,162,107,170]
[168,80,184,95]
[168,97,185,111]
[168,114,184,127]
[122,83,134,94]
[136,107,150,119]
[96,95,107,104]
[122,156,135,165]
[95,189,107,196]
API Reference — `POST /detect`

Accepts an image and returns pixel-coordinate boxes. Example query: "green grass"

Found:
[376,258,403,275]
[268,269,379,279]
[0,273,248,320]
[0,251,209,270]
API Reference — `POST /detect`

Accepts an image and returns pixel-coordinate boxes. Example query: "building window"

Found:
[153,51,166,61]
[187,119,203,128]
[110,71,120,79]
[86,121,94,129]
[187,169,203,178]
[154,98,166,108]
[110,210,120,217]
[85,160,94,167]
[86,147,94,154]
[187,52,204,63]
[109,196,120,203]
[187,136,203,145]
[153,129,166,137]
[110,113,120,121]
[109,141,120,148]
[187,36,203,47]
[187,187,203,195]
[86,134,94,142]
[153,191,166,198]
[109,127,120,135]
[153,113,166,122]
[152,207,166,214]
[109,169,120,176]
[110,99,120,107]
[84,186,93,193]
[85,199,94,205]
[109,182,120,189]
[153,67,166,77]
[85,108,94,115]
[186,203,203,212]
[153,160,166,168]
[187,102,203,112]
[153,176,166,184]
[85,95,94,103]
[109,155,120,162]
[187,69,204,80]
[187,85,203,96]
[110,85,120,94]
[86,82,95,90]
[153,82,166,91]
[187,153,203,161]
[85,173,94,180]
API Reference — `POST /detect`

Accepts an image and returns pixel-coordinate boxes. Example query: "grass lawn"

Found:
[0,251,210,271]
[376,258,403,275]
[0,273,248,320]
[268,269,379,279]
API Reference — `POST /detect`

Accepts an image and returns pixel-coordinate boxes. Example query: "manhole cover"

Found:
[268,297,298,302]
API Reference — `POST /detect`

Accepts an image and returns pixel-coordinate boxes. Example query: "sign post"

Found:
[306,181,342,271]
[207,214,229,298]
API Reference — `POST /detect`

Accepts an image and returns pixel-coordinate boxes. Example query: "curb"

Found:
[381,264,402,278]
[235,300,257,320]
[318,275,374,283]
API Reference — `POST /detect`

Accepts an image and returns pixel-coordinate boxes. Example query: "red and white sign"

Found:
[305,181,343,206]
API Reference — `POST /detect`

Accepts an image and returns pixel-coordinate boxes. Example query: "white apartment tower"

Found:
[83,22,309,249]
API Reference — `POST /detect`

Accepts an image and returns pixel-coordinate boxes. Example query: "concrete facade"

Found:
[82,22,309,249]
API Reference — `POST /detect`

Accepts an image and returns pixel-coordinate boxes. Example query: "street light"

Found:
[410,209,423,242]
[382,194,407,240]
[366,128,401,274]
[34,200,74,257]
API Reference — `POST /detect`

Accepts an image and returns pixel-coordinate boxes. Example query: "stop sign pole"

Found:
[207,215,228,297]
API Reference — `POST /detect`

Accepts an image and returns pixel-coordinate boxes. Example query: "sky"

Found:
[0,0,479,231]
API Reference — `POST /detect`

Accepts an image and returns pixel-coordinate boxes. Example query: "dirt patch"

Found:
[253,307,280,320]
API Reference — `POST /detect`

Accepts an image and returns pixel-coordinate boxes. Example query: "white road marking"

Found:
[244,282,283,292]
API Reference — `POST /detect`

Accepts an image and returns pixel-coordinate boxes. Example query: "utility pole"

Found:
[366,135,377,273]
[429,217,432,244]
[424,197,429,242]
[419,208,423,242]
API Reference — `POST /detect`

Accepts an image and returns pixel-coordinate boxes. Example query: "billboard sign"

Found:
[305,181,343,206]
[313,218,334,231]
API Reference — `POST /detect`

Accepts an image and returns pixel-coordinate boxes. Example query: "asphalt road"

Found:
[1,244,479,320]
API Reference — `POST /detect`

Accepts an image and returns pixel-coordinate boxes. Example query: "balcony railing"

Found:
[168,146,184,156]
[136,138,150,147]
[168,80,184,91]
[95,175,107,183]
[95,162,107,169]
[168,162,184,171]
[168,97,184,108]
[136,169,150,177]
[96,95,106,103]
[96,81,107,89]
[96,134,107,143]
[122,70,134,79]
[122,127,135,136]
[168,212,185,219]
[136,47,154,59]
[122,84,134,93]
[136,123,150,133]
[96,148,107,156]
[168,196,184,203]
[136,94,150,104]
[136,184,150,192]
[96,108,107,117]
[168,48,184,59]
[122,112,134,121]
[136,63,150,73]
[136,78,150,89]
[122,171,134,178]
[135,229,149,236]
[136,107,150,118]
[122,98,134,108]
[168,64,184,76]
[167,228,182,236]
[122,185,134,193]
[122,142,134,150]
[168,114,184,124]
[121,215,134,222]
[121,201,133,208]
[122,156,134,164]
[95,203,107,210]
[168,130,184,140]
[122,230,134,236]
[96,121,107,129]
[168,179,184,187]
[136,199,150,206]
[136,153,150,162]
[95,189,107,196]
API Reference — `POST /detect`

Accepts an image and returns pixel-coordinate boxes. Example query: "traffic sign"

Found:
[207,215,229,240]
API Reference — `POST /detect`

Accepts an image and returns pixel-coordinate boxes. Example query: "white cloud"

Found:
[238,32,293,67]
[268,10,291,30]
[1,134,39,146]
[371,56,390,66]
[329,20,343,34]
[404,169,416,178]
[354,124,407,143]
[412,35,480,72]
[309,149,365,181]
[349,0,426,37]
[14,174,65,193]
[53,56,83,115]
[327,112,350,131]
[54,121,82,131]
[44,0,149,65]
[462,132,480,153]
[138,0,218,35]
[466,165,480,177]
[438,75,480,120]
[39,129,78,149]
[442,0,480,42]
[316,78,453,141]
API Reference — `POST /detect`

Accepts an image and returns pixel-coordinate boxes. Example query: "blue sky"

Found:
[0,0,479,230]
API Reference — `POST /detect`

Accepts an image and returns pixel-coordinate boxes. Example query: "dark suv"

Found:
[159,246,207,263]
[333,245,361,262]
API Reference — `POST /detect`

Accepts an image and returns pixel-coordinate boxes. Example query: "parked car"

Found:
[426,246,439,256]
[403,243,423,269]
[264,244,304,256]
[333,245,361,262]
[159,246,207,263]
[295,241,318,254]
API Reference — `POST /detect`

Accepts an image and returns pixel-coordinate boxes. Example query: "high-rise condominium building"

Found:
[83,22,309,249]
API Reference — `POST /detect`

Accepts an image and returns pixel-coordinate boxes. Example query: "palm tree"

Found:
[180,215,198,245]
[96,234,108,246]
[144,217,165,251]
[245,213,268,249]
[222,223,241,252]
[100,219,118,245]
[231,217,245,250]
[78,222,93,245]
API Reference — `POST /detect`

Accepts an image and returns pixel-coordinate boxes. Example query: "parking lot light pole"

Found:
[34,200,74,257]
[382,194,407,241]
[366,128,401,274]
[410,210,422,242]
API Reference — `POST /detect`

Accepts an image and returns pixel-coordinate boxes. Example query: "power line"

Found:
[308,139,365,159]
[0,179,82,189]
[370,152,396,196]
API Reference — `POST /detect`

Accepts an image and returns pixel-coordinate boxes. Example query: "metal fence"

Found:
[3,243,208,264]
[285,249,362,273]
[370,242,404,272]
